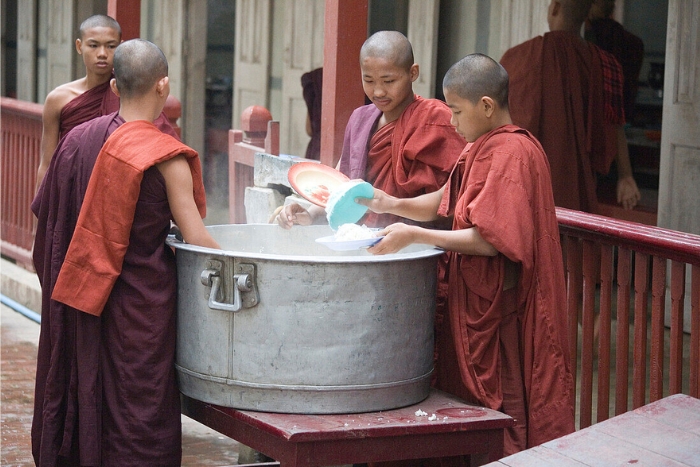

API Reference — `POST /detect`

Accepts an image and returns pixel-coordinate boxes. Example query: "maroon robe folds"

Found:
[31,112,196,466]
[58,76,178,143]
[500,31,622,213]
[338,95,465,228]
[58,80,120,140]
[437,125,575,454]
[586,17,645,120]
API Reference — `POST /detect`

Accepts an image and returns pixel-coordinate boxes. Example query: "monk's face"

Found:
[361,56,418,122]
[444,89,491,143]
[76,26,121,78]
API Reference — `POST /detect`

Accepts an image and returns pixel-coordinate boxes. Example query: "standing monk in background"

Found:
[31,38,219,466]
[36,14,176,190]
[301,67,323,160]
[585,0,645,122]
[500,0,640,213]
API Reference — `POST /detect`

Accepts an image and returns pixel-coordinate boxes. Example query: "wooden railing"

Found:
[558,207,700,430]
[228,105,279,224]
[1,97,42,270]
[1,96,181,270]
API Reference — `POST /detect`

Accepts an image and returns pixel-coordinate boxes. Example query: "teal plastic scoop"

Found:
[326,180,375,230]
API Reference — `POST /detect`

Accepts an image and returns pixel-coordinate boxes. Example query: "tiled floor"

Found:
[1,303,242,466]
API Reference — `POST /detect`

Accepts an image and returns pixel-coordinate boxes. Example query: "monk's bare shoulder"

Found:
[42,78,89,119]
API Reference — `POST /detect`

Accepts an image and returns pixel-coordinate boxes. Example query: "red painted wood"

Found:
[108,0,141,40]
[227,107,278,224]
[691,267,700,398]
[669,261,686,395]
[615,248,632,416]
[564,235,582,415]
[556,207,700,264]
[596,244,613,422]
[580,240,597,428]
[0,97,42,270]
[632,253,649,409]
[650,256,667,401]
[320,0,367,168]
[182,389,513,467]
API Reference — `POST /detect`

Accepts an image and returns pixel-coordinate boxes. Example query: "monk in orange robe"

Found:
[36,14,177,190]
[276,30,465,229]
[500,0,640,213]
[362,54,574,456]
[31,39,219,466]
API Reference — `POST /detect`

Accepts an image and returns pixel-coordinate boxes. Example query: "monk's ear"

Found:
[481,96,495,117]
[110,78,120,97]
[75,38,83,55]
[409,63,420,83]
[550,0,561,17]
[156,76,170,97]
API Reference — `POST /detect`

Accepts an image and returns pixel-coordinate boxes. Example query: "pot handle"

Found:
[201,267,254,313]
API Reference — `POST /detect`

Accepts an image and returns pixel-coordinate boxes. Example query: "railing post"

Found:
[228,106,278,224]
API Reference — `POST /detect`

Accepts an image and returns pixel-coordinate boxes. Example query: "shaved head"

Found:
[113,39,168,98]
[443,53,509,109]
[79,14,121,40]
[360,31,414,70]
[590,0,615,18]
[559,0,594,26]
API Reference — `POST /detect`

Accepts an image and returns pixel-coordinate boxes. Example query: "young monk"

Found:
[36,14,176,190]
[361,53,575,455]
[276,30,465,229]
[31,39,219,465]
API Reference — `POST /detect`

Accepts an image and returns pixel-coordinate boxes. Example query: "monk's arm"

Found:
[36,91,64,191]
[369,223,497,256]
[360,187,444,222]
[615,125,641,210]
[157,155,221,249]
[276,203,326,229]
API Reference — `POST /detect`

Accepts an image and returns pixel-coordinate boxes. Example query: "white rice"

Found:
[334,223,376,241]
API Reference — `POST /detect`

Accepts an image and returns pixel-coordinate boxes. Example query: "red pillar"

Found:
[321,0,368,168]
[108,0,141,41]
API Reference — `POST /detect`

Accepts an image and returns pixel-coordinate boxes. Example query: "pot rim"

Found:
[166,224,444,264]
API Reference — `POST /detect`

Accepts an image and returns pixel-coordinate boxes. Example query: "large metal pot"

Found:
[168,224,443,414]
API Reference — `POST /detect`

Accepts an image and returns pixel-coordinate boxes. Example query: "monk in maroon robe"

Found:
[585,0,645,121]
[36,14,177,191]
[31,39,219,466]
[363,54,574,456]
[277,31,464,230]
[338,95,465,228]
[500,0,640,213]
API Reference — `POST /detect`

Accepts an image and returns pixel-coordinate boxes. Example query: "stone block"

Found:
[253,152,309,189]
[244,186,286,224]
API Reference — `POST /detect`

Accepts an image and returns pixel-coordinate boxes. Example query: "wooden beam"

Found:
[321,0,368,168]
[108,0,141,41]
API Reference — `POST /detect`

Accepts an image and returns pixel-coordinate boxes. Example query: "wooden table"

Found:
[181,388,513,467]
[484,394,700,466]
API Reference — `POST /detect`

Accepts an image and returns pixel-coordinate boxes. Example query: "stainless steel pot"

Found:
[168,224,443,414]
